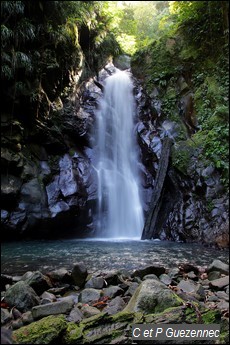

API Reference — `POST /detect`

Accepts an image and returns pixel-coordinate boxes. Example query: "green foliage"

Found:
[1,1,121,119]
[1,1,24,15]
[171,1,227,57]
[130,0,229,190]
[1,0,228,192]
[171,143,192,175]
[101,1,172,55]
[191,47,229,184]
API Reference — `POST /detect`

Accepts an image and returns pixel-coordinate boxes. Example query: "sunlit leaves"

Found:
[116,33,136,55]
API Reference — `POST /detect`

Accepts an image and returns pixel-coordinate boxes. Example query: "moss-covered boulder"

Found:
[12,306,228,344]
[124,279,183,314]
[4,281,40,313]
[13,314,67,344]
[63,311,135,344]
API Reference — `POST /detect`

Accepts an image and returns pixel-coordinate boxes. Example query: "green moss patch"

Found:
[62,322,84,344]
[13,314,67,344]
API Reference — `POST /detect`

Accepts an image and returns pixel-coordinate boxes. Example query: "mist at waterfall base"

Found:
[93,69,144,239]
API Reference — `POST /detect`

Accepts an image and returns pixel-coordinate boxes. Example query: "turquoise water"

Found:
[1,238,229,276]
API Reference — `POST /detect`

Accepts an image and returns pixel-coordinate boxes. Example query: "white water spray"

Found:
[95,70,144,238]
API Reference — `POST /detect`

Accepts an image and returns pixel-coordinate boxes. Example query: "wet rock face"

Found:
[160,163,229,245]
[2,65,134,239]
[1,152,94,238]
[133,76,228,247]
[1,65,229,243]
[1,75,102,239]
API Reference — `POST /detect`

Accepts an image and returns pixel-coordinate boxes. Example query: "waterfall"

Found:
[95,69,144,238]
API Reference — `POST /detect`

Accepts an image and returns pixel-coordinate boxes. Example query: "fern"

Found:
[15,19,36,44]
[14,51,32,72]
[1,1,24,16]
[1,64,13,79]
[1,25,13,47]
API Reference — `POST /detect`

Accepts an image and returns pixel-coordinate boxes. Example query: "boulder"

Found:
[32,296,74,320]
[78,288,102,304]
[124,282,139,296]
[103,286,124,299]
[208,271,221,281]
[177,279,205,300]
[131,265,165,279]
[21,311,34,325]
[103,296,126,315]
[71,263,88,288]
[159,273,172,285]
[104,271,122,286]
[67,306,83,323]
[24,271,53,295]
[81,305,101,318]
[13,314,67,344]
[4,281,40,312]
[207,260,229,275]
[125,279,183,314]
[85,276,105,289]
[20,178,47,210]
[47,268,73,284]
[209,276,229,290]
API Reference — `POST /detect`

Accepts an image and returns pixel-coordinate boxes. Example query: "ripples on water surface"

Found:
[1,238,229,276]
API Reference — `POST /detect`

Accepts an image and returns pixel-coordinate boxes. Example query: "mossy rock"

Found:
[63,322,84,344]
[111,311,135,323]
[124,280,183,314]
[13,314,67,344]
[63,311,135,344]
[171,141,196,175]
[144,305,221,325]
[80,312,109,328]
[201,309,222,324]
[12,307,228,344]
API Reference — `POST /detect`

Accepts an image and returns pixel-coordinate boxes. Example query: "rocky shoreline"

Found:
[1,259,229,344]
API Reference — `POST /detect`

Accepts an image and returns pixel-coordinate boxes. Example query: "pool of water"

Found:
[1,238,229,276]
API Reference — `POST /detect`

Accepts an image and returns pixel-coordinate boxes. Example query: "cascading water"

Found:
[95,69,144,238]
